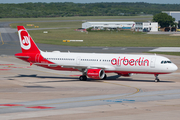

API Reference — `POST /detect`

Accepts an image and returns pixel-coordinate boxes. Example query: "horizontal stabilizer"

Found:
[15,56,30,58]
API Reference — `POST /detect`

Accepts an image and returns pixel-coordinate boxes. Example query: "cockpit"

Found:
[161,61,172,64]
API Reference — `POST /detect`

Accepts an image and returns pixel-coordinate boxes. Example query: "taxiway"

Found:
[0,55,180,120]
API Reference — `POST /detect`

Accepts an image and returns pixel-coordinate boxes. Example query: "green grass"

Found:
[11,21,83,29]
[8,15,180,48]
[9,15,152,29]
[10,20,151,29]
[0,15,153,22]
[28,28,180,47]
[147,52,180,56]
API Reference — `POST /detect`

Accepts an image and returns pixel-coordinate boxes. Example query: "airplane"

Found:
[15,26,178,82]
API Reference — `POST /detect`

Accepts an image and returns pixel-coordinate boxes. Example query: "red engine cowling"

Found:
[87,69,105,79]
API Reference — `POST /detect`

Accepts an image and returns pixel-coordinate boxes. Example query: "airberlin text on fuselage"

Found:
[111,57,149,66]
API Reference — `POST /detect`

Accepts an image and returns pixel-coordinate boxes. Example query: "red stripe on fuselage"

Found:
[105,70,171,75]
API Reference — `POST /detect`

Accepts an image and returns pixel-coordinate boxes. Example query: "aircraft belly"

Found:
[114,65,162,73]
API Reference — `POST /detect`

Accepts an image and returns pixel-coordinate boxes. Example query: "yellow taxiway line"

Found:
[0,32,4,45]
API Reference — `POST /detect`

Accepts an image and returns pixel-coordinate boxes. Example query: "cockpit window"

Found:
[167,61,172,63]
[161,60,172,64]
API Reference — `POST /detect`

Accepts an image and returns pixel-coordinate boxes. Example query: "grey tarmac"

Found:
[0,55,180,120]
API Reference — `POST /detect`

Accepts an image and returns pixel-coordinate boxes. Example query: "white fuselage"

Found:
[40,51,178,74]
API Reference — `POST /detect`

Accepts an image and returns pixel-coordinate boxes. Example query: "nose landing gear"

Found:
[154,74,160,82]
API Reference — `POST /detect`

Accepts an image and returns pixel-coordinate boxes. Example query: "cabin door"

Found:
[76,56,81,65]
[150,57,156,68]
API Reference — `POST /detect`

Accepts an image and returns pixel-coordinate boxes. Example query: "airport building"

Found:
[82,22,135,30]
[82,22,158,32]
[135,22,158,32]
[162,11,180,22]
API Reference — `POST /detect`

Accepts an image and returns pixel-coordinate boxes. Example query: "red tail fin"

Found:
[17,26,40,53]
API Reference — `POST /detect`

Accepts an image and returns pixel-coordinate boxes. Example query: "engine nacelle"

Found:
[87,69,105,79]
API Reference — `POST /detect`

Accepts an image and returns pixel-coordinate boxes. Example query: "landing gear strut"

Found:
[154,74,160,82]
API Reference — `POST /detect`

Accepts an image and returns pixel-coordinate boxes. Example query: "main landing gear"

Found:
[79,75,87,81]
[79,69,87,81]
[154,74,160,82]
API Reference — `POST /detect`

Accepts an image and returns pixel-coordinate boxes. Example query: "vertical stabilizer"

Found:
[17,26,40,53]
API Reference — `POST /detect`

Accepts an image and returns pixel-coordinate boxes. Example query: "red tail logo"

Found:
[17,26,40,53]
[19,30,31,50]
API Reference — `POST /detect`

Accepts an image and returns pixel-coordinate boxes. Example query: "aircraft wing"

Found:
[33,63,112,70]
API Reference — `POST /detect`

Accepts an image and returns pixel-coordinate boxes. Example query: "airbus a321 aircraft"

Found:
[15,26,178,82]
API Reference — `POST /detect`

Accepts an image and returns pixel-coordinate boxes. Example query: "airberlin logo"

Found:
[19,30,31,50]
[111,57,149,66]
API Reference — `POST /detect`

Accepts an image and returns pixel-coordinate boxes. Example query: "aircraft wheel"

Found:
[79,75,87,81]
[154,74,160,82]
[155,79,160,82]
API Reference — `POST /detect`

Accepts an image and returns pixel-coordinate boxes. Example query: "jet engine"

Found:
[87,69,105,79]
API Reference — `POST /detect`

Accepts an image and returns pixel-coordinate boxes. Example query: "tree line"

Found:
[0,2,180,18]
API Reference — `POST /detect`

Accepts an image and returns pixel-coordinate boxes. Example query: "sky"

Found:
[0,0,180,4]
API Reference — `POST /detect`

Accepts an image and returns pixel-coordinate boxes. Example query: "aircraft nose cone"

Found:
[172,64,178,72]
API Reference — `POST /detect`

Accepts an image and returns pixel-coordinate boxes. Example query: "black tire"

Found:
[79,75,87,81]
[155,79,160,82]
[79,76,84,81]
[83,76,87,81]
